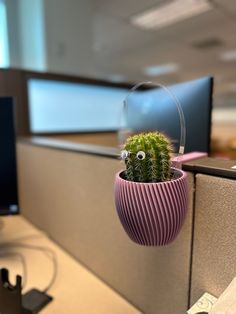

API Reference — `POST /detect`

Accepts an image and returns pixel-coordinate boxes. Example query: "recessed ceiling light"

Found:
[220,50,236,62]
[144,63,180,76]
[130,0,212,30]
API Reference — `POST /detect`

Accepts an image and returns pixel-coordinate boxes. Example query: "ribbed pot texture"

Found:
[114,168,188,246]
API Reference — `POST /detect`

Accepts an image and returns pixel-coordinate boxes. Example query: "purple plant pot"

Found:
[114,168,188,246]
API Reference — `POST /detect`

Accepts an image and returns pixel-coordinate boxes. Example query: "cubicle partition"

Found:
[17,138,194,314]
[16,137,236,314]
[190,174,236,304]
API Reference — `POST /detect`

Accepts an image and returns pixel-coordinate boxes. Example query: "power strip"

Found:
[22,289,53,314]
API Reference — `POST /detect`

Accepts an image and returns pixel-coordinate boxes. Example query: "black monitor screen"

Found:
[126,77,213,153]
[0,97,19,215]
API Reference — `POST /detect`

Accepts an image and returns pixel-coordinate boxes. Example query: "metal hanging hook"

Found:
[121,81,186,166]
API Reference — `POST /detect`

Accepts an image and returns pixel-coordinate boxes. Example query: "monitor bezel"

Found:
[0,97,20,216]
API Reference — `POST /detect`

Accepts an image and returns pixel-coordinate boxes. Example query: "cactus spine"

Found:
[122,132,173,183]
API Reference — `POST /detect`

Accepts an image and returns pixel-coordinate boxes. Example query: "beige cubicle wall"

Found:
[190,174,236,305]
[17,139,194,314]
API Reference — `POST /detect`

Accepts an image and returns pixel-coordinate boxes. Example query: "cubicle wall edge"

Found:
[190,173,236,306]
[0,68,30,135]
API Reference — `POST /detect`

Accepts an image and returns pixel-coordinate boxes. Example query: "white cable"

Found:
[0,242,58,292]
[0,251,27,289]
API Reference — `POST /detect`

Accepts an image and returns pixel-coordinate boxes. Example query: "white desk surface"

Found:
[0,216,141,314]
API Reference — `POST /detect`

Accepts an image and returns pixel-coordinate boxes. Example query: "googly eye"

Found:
[121,150,129,160]
[136,151,146,160]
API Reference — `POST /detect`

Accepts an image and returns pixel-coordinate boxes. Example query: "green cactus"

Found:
[121,132,173,183]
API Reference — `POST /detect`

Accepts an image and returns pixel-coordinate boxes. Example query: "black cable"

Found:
[0,242,58,293]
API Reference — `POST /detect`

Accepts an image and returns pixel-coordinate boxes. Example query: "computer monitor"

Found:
[27,78,129,133]
[126,77,213,153]
[0,97,19,215]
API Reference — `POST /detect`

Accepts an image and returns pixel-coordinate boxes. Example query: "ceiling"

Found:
[89,0,236,106]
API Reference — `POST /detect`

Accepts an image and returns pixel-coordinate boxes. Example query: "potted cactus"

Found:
[114,131,188,246]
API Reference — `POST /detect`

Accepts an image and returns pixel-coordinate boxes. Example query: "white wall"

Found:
[5,0,21,67]
[0,0,9,67]
[43,0,94,76]
[6,0,93,75]
[17,0,46,71]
